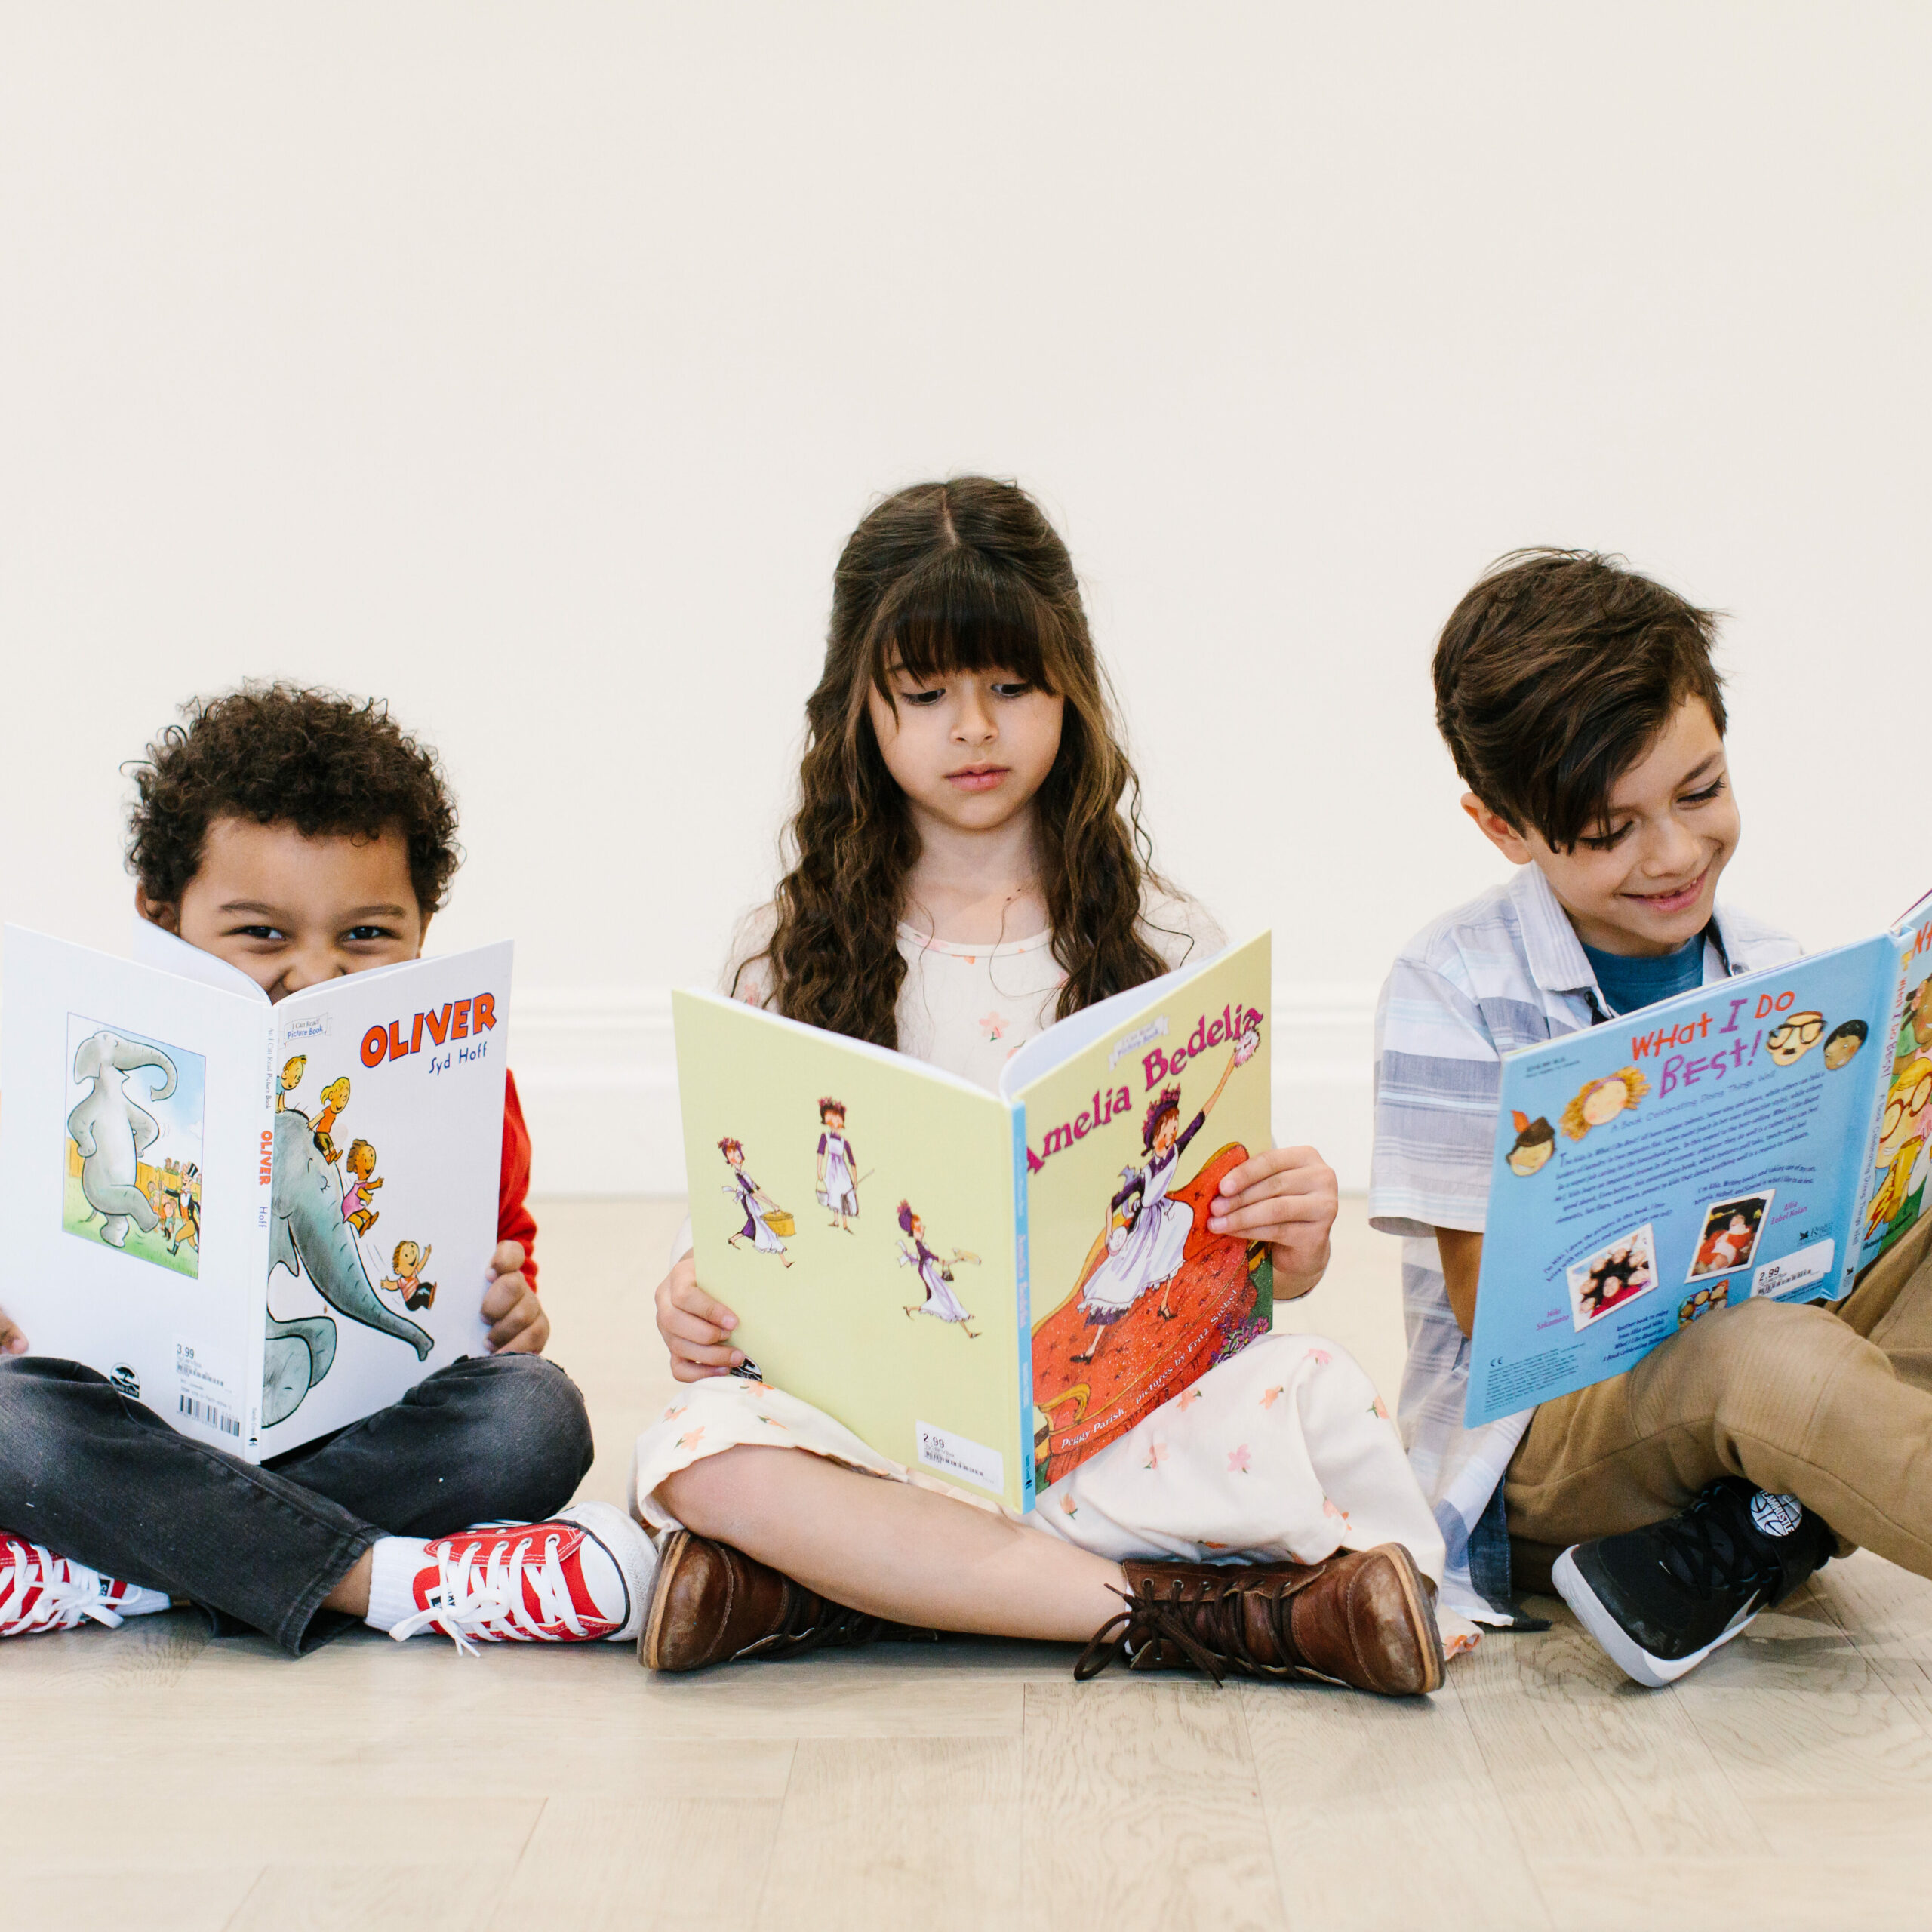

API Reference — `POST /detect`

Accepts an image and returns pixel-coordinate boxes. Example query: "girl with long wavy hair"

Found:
[635,478,1463,1694]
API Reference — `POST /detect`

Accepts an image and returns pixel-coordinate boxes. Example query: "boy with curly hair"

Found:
[0,685,653,1656]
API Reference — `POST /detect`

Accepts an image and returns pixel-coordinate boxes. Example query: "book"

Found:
[1465,890,1932,1426]
[671,933,1275,1513]
[0,921,513,1459]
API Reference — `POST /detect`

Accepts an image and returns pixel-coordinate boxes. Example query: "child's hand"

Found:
[481,1241,549,1355]
[655,1252,744,1382]
[0,1303,25,1356]
[1206,1146,1339,1302]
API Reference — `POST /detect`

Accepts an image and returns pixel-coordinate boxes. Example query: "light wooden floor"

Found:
[11,1199,1932,1930]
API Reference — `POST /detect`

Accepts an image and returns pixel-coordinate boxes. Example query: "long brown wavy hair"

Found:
[739,477,1179,1047]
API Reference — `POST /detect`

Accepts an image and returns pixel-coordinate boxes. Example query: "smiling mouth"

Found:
[1624,869,1708,913]
[946,766,1009,792]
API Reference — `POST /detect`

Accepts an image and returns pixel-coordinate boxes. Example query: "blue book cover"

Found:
[1466,892,1932,1426]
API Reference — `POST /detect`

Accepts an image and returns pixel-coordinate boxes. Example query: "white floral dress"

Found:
[634,894,1477,1657]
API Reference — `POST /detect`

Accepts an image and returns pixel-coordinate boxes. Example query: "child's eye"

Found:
[343,925,395,943]
[1580,823,1632,852]
[1680,778,1727,807]
[992,681,1035,699]
[900,687,945,707]
[232,924,288,942]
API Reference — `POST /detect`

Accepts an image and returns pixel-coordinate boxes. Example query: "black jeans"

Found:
[0,1352,594,1657]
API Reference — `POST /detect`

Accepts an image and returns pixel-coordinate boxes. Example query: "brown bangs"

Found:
[862,549,1060,710]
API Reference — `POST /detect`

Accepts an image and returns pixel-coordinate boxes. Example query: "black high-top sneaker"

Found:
[1552,1478,1835,1687]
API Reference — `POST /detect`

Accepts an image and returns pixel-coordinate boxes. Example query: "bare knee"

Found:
[654,1444,791,1541]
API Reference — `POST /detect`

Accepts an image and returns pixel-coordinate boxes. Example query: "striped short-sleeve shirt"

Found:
[1368,863,1800,1621]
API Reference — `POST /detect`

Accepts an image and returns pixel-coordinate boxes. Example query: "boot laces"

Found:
[0,1539,125,1635]
[1073,1571,1326,1684]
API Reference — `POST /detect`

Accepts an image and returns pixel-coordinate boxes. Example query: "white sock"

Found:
[362,1536,427,1635]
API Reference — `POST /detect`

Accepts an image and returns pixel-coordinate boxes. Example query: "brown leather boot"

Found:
[640,1529,931,1672]
[1073,1543,1446,1696]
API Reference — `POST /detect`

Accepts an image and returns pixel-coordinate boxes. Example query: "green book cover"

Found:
[672,932,1273,1512]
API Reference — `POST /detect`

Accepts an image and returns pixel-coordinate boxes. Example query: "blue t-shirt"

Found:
[1581,934,1704,1017]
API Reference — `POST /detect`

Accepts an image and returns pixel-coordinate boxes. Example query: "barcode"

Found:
[179,1394,241,1438]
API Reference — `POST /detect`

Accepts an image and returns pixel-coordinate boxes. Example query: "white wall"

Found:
[3,4,1927,1190]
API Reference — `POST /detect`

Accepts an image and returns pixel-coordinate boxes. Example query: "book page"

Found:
[1864,899,1932,1272]
[1466,935,1898,1428]
[673,990,1027,1509]
[1014,932,1274,1491]
[254,941,513,1456]
[0,926,273,1450]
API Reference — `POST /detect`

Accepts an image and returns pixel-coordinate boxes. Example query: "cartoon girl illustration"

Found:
[277,1056,307,1112]
[1824,1019,1868,1071]
[896,1200,979,1337]
[815,1098,860,1233]
[1560,1066,1650,1142]
[312,1075,351,1163]
[383,1239,435,1311]
[719,1137,792,1267]
[1506,1112,1556,1177]
[1069,1023,1258,1364]
[341,1137,383,1235]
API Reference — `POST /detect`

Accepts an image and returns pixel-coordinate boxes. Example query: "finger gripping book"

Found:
[0,922,512,1457]
[1466,891,1932,1426]
[672,933,1275,1512]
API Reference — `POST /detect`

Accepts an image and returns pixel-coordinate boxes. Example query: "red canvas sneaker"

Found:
[385,1502,654,1652]
[0,1532,171,1636]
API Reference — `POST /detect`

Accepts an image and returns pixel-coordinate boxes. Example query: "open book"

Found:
[1466,891,1932,1426]
[0,922,512,1458]
[672,933,1274,1512]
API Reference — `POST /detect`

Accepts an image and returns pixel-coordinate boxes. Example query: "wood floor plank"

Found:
[1021,1681,1286,1932]
[8,1867,259,1932]
[756,1737,1021,1931]
[1242,1675,1550,1932]
[11,1790,545,1872]
[1453,1614,1767,1863]
[1668,1579,1932,1842]
[226,1858,519,1932]
[1530,1856,1932,1932]
[488,1796,783,1930]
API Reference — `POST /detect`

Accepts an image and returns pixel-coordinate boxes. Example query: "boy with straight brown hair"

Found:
[1373,549,1932,1686]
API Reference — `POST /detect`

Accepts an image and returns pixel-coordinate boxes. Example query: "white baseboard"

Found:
[509,983,1378,1198]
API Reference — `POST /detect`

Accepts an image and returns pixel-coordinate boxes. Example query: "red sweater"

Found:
[498,1069,539,1287]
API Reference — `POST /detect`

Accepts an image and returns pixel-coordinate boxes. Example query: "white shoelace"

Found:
[387,1529,592,1655]
[0,1542,125,1635]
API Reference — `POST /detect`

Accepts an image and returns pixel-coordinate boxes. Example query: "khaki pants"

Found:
[1506,1214,1932,1592]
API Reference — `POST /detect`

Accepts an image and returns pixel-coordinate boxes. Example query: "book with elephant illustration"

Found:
[0,922,512,1458]
[672,931,1274,1514]
[1466,888,1932,1427]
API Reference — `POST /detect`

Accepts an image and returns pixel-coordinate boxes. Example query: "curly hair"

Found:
[738,478,1173,1047]
[126,683,462,915]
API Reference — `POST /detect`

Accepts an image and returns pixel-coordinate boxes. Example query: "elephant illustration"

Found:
[263,1107,432,1426]
[66,1031,178,1250]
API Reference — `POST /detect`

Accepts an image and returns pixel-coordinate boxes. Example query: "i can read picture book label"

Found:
[1466,897,1932,1427]
[672,934,1274,1513]
[0,922,512,1460]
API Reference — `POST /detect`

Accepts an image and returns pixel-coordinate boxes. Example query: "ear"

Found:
[136,885,180,934]
[1460,793,1536,866]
